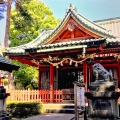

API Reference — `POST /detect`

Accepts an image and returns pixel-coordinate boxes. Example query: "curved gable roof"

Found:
[5,4,115,54]
[37,4,115,45]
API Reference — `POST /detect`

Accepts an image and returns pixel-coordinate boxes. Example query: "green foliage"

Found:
[10,0,60,47]
[12,60,38,89]
[3,78,8,85]
[6,102,43,118]
[9,0,60,89]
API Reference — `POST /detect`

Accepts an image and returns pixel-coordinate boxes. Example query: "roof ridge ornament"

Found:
[69,3,77,12]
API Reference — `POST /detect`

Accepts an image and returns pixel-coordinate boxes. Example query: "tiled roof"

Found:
[30,38,106,53]
[5,4,116,54]
[6,38,106,54]
[0,55,19,72]
[5,28,54,54]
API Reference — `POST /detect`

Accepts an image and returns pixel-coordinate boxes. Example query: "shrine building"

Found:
[4,4,120,103]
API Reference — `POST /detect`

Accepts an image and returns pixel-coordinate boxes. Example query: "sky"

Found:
[0,0,120,46]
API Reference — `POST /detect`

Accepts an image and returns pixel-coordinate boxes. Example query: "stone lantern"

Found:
[0,85,10,119]
[0,54,20,120]
[85,63,120,120]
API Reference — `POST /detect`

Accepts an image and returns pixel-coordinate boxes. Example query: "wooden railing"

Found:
[6,88,120,103]
[6,89,74,103]
[6,89,64,103]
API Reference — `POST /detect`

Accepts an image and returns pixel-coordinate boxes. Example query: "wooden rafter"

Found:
[59,29,70,39]
[54,36,93,43]
[74,26,86,37]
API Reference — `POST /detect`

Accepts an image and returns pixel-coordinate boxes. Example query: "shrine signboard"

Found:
[73,81,86,120]
[76,86,85,109]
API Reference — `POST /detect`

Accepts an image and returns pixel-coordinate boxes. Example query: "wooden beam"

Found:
[38,65,41,90]
[102,63,119,67]
[13,58,38,67]
[54,36,92,43]
[50,64,54,103]
[92,60,118,64]
[118,65,120,88]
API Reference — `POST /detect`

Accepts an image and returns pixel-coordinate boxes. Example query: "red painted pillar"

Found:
[118,65,120,88]
[50,64,54,103]
[83,61,87,90]
[38,65,41,90]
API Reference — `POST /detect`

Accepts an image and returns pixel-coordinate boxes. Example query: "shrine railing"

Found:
[6,88,120,103]
[6,89,74,103]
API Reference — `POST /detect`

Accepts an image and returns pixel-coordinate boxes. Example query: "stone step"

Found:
[45,108,75,114]
[43,104,75,114]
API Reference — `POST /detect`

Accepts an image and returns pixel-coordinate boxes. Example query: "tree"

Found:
[4,0,11,47]
[0,0,37,89]
[9,0,60,46]
[13,60,38,89]
[4,0,32,47]
[0,0,12,89]
[9,0,60,89]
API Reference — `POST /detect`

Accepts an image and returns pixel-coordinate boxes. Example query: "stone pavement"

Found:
[24,113,84,120]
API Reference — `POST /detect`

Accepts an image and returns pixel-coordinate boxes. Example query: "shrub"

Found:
[6,102,43,118]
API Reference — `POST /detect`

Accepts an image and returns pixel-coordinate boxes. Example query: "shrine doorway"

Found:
[58,68,83,89]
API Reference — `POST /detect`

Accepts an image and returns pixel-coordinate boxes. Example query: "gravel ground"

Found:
[23,113,84,120]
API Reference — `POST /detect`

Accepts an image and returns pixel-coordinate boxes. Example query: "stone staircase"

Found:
[42,103,75,114]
